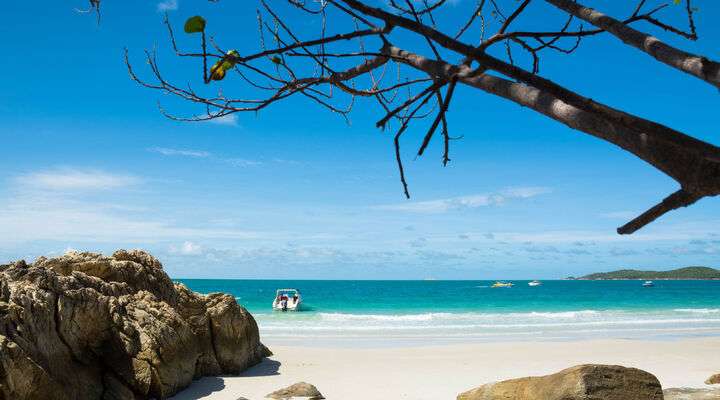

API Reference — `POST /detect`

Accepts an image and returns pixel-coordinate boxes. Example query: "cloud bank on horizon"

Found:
[374,187,551,213]
[1,164,718,280]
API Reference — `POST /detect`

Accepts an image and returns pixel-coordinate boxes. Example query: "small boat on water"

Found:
[642,281,655,287]
[528,280,542,287]
[492,281,514,288]
[272,288,302,311]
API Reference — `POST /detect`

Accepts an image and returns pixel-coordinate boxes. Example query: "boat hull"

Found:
[272,300,302,311]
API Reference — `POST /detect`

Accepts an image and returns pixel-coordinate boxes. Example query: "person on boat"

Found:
[281,297,288,311]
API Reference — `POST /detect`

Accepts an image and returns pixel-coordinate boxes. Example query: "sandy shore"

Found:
[171,337,720,400]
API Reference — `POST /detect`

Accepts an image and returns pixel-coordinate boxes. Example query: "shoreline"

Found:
[171,336,720,400]
[253,306,720,346]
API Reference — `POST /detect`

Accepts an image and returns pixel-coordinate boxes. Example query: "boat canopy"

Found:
[276,288,300,296]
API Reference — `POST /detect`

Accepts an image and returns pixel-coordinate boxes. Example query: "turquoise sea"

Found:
[180,280,720,344]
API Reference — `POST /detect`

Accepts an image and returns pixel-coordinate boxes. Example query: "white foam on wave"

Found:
[526,310,599,319]
[260,317,720,331]
[674,308,720,314]
[319,312,459,322]
[256,308,720,342]
[315,310,605,323]
[261,326,720,339]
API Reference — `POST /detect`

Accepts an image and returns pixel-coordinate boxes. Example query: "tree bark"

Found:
[544,0,720,88]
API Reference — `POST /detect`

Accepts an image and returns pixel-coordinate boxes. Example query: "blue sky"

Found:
[1,0,719,279]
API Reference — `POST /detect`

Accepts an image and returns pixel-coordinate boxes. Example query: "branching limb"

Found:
[617,189,703,235]
[544,0,720,88]
[383,45,720,229]
[617,189,702,235]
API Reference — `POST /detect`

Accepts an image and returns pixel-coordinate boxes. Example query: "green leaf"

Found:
[673,0,681,4]
[184,16,206,33]
[271,56,282,64]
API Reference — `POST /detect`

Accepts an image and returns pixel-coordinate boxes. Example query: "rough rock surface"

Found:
[0,250,270,400]
[266,382,325,399]
[664,388,720,400]
[706,374,720,385]
[457,364,663,400]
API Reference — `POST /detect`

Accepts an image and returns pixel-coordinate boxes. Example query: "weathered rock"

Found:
[266,382,325,399]
[706,374,720,385]
[0,250,270,400]
[457,364,663,400]
[664,388,720,400]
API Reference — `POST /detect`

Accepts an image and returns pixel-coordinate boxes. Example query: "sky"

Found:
[1,0,719,279]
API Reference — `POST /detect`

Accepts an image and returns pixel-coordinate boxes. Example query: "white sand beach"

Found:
[171,337,720,400]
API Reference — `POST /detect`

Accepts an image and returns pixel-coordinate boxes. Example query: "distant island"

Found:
[573,267,720,280]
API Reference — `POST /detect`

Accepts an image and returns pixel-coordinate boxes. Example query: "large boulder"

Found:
[0,250,270,400]
[266,382,325,399]
[706,374,720,385]
[457,364,663,400]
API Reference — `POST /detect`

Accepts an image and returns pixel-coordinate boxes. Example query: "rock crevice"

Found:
[0,250,269,400]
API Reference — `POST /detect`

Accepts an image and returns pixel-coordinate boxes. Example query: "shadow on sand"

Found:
[169,359,281,399]
[169,376,225,399]
[241,358,282,377]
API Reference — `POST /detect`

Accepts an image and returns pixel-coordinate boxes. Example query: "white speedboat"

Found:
[642,281,655,287]
[528,280,542,287]
[272,288,302,311]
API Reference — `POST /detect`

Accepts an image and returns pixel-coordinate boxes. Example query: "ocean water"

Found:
[179,280,720,345]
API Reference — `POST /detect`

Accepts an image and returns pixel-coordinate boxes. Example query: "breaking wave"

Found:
[256,308,720,342]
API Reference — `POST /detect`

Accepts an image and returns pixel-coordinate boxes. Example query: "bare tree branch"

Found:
[115,0,720,234]
[381,45,720,232]
[545,0,720,88]
[617,189,702,235]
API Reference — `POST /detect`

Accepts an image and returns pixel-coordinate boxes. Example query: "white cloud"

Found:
[157,0,178,12]
[493,224,720,244]
[222,158,262,167]
[375,186,550,213]
[170,241,203,255]
[148,147,211,158]
[16,169,140,191]
[208,114,239,126]
[0,169,262,246]
[501,186,551,198]
[410,237,428,248]
[148,147,263,167]
[0,192,261,245]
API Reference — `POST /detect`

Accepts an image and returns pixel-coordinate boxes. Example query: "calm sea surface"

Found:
[179,280,720,344]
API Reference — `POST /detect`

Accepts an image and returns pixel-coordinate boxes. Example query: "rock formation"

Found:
[706,373,720,385]
[266,382,325,399]
[457,364,663,400]
[0,250,270,400]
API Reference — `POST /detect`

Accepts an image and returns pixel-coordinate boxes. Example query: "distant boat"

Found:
[642,281,655,287]
[528,280,542,287]
[492,281,514,288]
[272,288,302,311]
